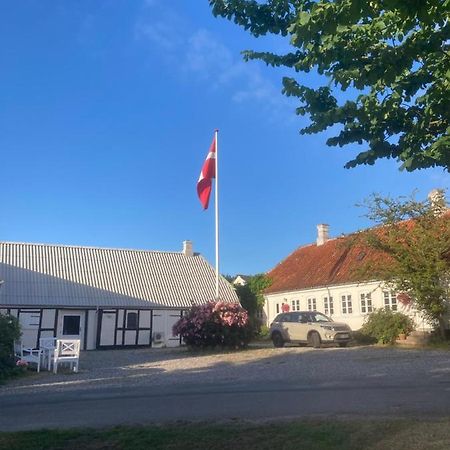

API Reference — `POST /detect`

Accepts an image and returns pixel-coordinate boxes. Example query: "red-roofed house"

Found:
[264,224,429,331]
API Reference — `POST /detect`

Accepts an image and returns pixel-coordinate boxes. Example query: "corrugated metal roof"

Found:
[0,242,238,308]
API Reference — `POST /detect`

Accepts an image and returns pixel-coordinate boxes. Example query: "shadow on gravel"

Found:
[3,343,450,397]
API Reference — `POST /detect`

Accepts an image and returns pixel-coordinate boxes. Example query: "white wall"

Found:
[86,310,98,350]
[0,308,99,349]
[264,281,432,331]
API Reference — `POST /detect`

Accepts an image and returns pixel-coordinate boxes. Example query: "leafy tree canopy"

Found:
[357,191,450,337]
[209,0,450,171]
[230,274,271,316]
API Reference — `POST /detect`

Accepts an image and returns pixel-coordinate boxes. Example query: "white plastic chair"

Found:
[53,339,80,374]
[39,337,57,371]
[14,341,42,373]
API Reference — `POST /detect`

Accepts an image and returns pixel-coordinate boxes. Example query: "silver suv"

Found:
[270,311,352,348]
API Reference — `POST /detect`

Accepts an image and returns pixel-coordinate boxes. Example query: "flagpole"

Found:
[214,129,219,300]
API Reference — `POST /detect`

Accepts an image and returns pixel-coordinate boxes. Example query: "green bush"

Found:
[0,313,22,380]
[257,325,270,340]
[360,308,415,345]
[351,330,377,346]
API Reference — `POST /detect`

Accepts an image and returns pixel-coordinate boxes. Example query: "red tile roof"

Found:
[265,236,385,294]
[266,210,450,294]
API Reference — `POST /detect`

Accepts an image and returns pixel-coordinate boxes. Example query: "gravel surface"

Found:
[2,344,450,396]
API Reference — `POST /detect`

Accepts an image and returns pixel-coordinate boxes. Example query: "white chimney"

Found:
[182,240,193,257]
[316,224,329,246]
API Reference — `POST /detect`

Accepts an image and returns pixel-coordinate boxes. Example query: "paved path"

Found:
[1,345,449,430]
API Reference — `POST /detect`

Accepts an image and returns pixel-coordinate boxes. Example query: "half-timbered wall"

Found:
[1,307,185,350]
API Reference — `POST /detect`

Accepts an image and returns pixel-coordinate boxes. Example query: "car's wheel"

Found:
[309,331,321,348]
[272,332,285,348]
[338,342,348,348]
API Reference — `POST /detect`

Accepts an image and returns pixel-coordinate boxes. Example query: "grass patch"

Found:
[426,335,450,350]
[1,418,450,450]
[0,367,33,385]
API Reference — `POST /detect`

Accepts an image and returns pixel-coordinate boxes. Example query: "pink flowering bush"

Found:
[173,301,252,349]
[16,359,29,368]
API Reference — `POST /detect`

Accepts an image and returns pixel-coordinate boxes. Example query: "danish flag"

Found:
[197,135,216,210]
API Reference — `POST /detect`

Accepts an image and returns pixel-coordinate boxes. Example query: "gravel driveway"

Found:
[2,344,450,396]
[1,344,450,430]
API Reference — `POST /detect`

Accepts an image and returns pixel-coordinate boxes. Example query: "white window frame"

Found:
[323,296,334,316]
[383,291,398,311]
[290,299,300,311]
[341,294,353,314]
[360,292,373,314]
[307,297,317,311]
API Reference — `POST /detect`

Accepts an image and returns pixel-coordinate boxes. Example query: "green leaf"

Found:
[209,0,450,172]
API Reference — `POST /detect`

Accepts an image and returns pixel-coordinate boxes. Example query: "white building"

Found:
[264,224,439,331]
[232,275,249,286]
[0,240,238,350]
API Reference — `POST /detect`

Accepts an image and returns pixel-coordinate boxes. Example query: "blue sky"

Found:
[1,0,448,276]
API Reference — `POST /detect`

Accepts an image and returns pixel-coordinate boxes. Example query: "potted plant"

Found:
[397,331,407,340]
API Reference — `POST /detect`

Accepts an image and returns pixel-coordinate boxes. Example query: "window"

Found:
[383,291,397,311]
[307,297,316,311]
[298,313,308,324]
[287,312,301,322]
[360,293,373,314]
[63,315,80,335]
[276,304,280,314]
[278,314,290,322]
[126,312,138,329]
[310,312,331,323]
[291,300,300,311]
[341,294,353,314]
[323,296,334,315]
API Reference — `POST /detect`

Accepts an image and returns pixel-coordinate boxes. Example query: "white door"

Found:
[58,310,85,347]
[99,310,116,347]
[18,311,41,348]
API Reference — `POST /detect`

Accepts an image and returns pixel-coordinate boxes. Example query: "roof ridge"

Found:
[0,241,192,255]
[266,237,340,274]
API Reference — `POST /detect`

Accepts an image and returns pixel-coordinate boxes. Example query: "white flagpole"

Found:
[214,129,219,300]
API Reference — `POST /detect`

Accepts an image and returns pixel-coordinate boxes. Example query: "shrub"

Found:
[173,301,252,349]
[351,330,377,346]
[256,325,270,340]
[360,308,415,345]
[247,316,264,338]
[0,313,22,380]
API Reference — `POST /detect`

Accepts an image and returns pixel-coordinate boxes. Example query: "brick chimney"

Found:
[182,240,193,257]
[316,224,329,246]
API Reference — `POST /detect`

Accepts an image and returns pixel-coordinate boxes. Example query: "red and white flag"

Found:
[197,135,216,210]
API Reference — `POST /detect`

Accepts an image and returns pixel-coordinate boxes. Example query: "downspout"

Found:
[326,285,332,317]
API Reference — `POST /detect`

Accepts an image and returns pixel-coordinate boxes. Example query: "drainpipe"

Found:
[264,294,270,326]
[325,286,332,317]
